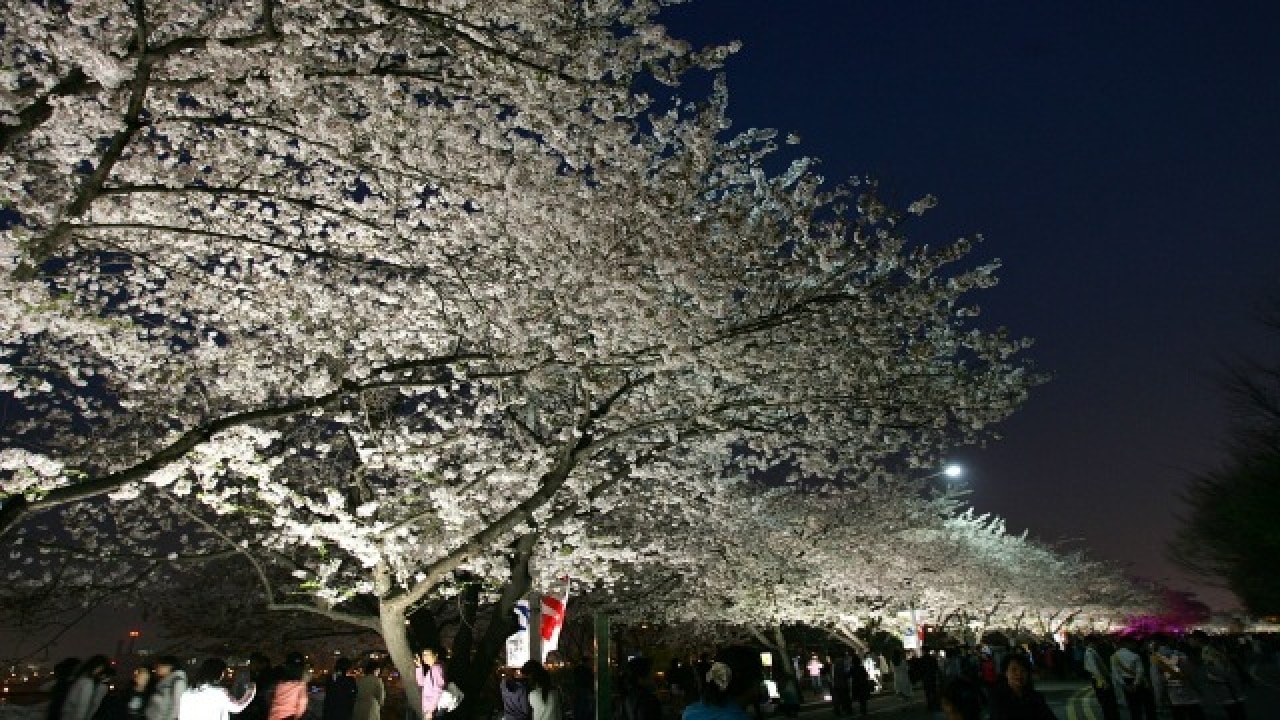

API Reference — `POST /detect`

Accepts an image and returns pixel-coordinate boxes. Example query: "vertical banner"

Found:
[540,577,570,661]
[506,600,532,667]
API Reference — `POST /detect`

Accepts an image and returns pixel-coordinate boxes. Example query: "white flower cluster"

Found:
[0,0,1057,650]
[0,450,67,498]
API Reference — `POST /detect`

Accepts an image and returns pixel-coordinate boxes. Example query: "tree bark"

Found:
[465,534,538,713]
[381,602,423,719]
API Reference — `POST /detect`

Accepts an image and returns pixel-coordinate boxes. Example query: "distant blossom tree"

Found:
[589,480,1145,657]
[1,0,1033,703]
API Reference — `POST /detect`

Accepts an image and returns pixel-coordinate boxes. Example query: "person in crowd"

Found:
[1083,638,1120,720]
[267,653,310,720]
[522,661,561,720]
[804,655,824,695]
[776,671,800,719]
[848,654,872,719]
[1151,641,1205,720]
[987,654,1057,720]
[126,665,153,720]
[499,665,530,720]
[978,650,998,687]
[918,649,941,711]
[46,658,84,720]
[666,659,694,713]
[570,660,594,720]
[92,666,128,720]
[1144,638,1168,714]
[890,651,912,701]
[681,646,764,720]
[1110,637,1151,720]
[830,651,852,717]
[938,676,984,720]
[146,657,188,720]
[321,659,357,720]
[1129,639,1159,720]
[1197,635,1246,720]
[64,656,113,720]
[1064,640,1083,680]
[179,659,255,720]
[621,657,661,720]
[414,647,448,720]
[352,661,384,720]
[237,654,276,720]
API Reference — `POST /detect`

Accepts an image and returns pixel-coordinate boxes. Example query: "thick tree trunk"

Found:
[453,534,539,719]
[449,578,482,692]
[395,534,539,720]
[381,602,423,719]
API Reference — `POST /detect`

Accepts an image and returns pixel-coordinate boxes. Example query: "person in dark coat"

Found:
[322,659,358,720]
[47,658,83,720]
[987,655,1057,720]
[918,650,941,711]
[830,652,852,717]
[621,658,662,720]
[939,676,984,720]
[237,653,276,720]
[848,655,872,719]
[499,667,531,720]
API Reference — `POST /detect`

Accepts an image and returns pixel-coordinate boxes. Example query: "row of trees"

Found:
[2,0,1149,712]
[583,482,1149,663]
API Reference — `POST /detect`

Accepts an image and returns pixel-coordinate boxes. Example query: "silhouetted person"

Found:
[46,657,82,720]
[322,659,358,720]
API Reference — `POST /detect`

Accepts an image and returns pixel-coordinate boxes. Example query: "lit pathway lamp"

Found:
[922,463,965,499]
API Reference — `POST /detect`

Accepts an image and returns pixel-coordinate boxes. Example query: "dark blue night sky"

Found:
[663,1,1280,610]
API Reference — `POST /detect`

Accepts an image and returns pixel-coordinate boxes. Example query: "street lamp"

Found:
[921,463,964,498]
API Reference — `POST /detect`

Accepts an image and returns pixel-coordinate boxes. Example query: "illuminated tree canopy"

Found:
[1,0,1040,695]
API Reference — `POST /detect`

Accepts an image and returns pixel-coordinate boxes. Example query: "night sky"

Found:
[662,1,1280,611]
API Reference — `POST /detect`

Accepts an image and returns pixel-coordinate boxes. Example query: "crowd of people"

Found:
[510,629,1266,720]
[40,652,385,720]
[1080,632,1258,720]
[32,631,1274,720]
[791,631,1268,720]
[598,632,1272,720]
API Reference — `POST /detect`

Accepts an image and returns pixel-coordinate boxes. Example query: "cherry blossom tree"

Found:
[2,0,1035,707]
[904,513,1152,638]
[589,483,1151,657]
[593,481,954,664]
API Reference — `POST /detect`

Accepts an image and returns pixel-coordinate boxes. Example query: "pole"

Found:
[909,601,926,650]
[530,592,542,663]
[595,612,610,720]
